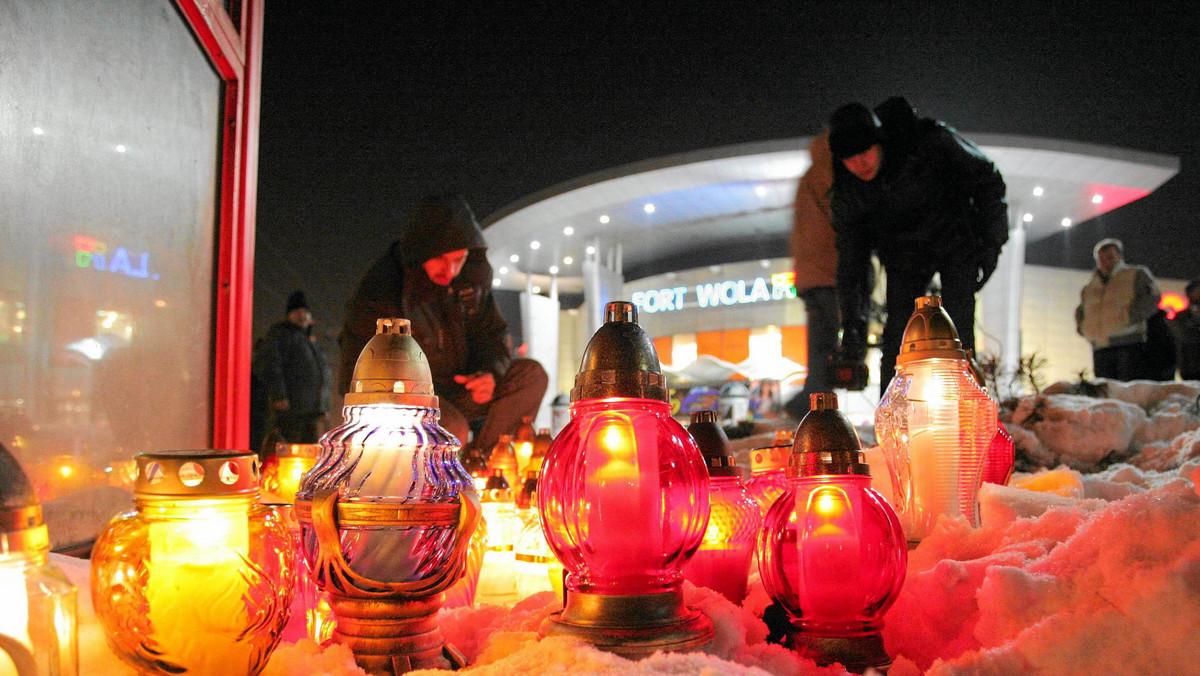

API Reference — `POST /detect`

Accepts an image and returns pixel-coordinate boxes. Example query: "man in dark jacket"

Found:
[828,100,1009,395]
[1172,278,1200,381]
[256,290,332,443]
[338,194,548,458]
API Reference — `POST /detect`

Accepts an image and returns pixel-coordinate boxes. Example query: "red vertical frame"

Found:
[174,0,263,449]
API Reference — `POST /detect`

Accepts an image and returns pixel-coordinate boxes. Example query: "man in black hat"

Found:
[256,290,332,443]
[827,100,1009,394]
[339,194,548,462]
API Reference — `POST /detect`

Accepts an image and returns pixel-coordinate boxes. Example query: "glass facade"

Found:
[0,0,222,548]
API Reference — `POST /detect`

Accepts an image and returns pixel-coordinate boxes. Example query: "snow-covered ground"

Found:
[66,379,1200,675]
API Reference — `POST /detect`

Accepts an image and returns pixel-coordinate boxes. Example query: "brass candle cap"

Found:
[540,589,714,657]
[0,442,49,554]
[687,411,740,478]
[571,301,667,402]
[896,295,967,365]
[135,449,260,497]
[789,393,870,478]
[329,594,466,675]
[346,318,439,408]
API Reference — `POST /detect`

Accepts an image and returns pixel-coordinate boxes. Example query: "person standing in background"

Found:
[1075,238,1163,381]
[256,290,331,443]
[828,99,1009,395]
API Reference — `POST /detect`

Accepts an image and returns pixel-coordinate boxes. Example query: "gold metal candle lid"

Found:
[274,443,321,459]
[571,301,668,402]
[345,318,439,408]
[0,442,49,554]
[788,393,870,477]
[135,450,261,498]
[687,410,740,478]
[896,295,967,365]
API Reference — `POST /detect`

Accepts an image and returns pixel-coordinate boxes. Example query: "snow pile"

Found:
[884,478,1200,674]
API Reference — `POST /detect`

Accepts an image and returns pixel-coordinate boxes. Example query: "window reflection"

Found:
[0,0,222,549]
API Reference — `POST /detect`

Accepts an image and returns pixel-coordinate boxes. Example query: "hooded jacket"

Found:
[338,195,511,395]
[831,119,1008,276]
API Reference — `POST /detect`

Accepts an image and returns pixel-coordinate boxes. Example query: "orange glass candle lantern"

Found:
[758,393,906,673]
[258,443,331,645]
[529,428,553,473]
[91,450,295,676]
[294,319,479,674]
[0,443,77,676]
[538,301,713,655]
[682,411,761,604]
[260,443,320,504]
[513,416,536,477]
[746,429,793,517]
[487,435,519,491]
[875,296,999,543]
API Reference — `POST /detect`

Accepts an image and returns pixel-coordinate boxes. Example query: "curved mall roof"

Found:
[481,135,1179,294]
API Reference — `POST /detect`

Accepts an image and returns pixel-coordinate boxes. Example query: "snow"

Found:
[68,380,1200,675]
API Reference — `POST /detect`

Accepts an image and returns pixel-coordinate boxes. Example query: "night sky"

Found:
[253,2,1200,341]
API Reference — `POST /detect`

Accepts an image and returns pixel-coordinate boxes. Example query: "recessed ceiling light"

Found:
[599,215,610,224]
[115,144,127,153]
[531,285,541,294]
[643,203,655,214]
[759,259,770,268]
[563,226,574,236]
[586,245,596,255]
[510,254,520,263]
[499,266,509,275]
[709,265,721,274]
[1092,194,1103,204]
[563,256,573,265]
[1032,186,1044,196]
[530,240,541,250]
[549,265,559,274]
[1022,213,1033,223]
[1061,218,1072,227]
[492,278,501,287]
[755,186,768,197]
[32,127,44,135]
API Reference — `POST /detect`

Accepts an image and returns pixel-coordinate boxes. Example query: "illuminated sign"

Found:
[73,236,158,280]
[1159,292,1187,320]
[632,272,797,314]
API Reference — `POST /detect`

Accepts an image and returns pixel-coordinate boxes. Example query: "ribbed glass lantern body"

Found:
[682,475,761,603]
[538,397,709,595]
[875,359,998,542]
[296,404,472,583]
[758,475,905,636]
[0,552,76,676]
[91,494,294,676]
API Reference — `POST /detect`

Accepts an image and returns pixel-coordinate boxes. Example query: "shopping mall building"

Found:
[481,136,1183,424]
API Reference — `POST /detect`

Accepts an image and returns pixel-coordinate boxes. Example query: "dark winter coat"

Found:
[1172,305,1200,380]
[256,321,331,417]
[831,120,1009,278]
[338,195,511,396]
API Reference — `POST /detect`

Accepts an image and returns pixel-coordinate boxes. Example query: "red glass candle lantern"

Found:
[746,429,793,517]
[538,301,713,655]
[682,410,761,604]
[982,425,1015,486]
[758,393,906,673]
[875,296,998,543]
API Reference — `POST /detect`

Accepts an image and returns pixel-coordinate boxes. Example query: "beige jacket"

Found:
[790,132,836,293]
[1075,262,1161,349]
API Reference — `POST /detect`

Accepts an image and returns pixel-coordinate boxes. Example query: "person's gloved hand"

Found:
[976,247,1000,291]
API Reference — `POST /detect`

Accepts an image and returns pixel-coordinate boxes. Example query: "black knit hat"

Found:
[286,290,309,313]
[829,103,883,160]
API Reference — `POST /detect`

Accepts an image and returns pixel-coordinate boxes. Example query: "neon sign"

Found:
[631,272,798,314]
[73,236,158,280]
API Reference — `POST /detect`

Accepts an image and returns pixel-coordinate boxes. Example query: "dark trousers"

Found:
[802,287,840,393]
[881,263,978,396]
[437,358,549,452]
[1092,344,1147,381]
